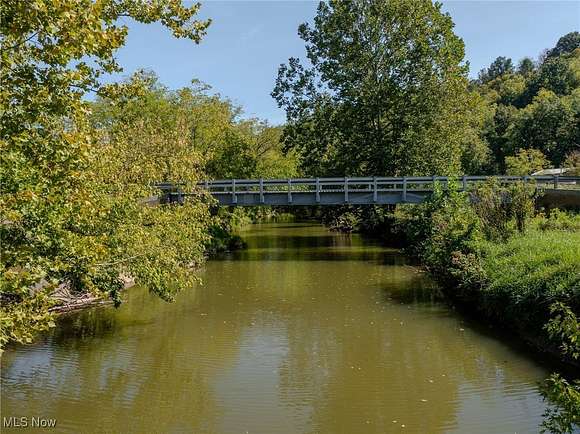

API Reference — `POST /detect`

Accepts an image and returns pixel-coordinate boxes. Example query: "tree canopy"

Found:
[473,31,580,172]
[272,0,484,177]
[0,0,214,346]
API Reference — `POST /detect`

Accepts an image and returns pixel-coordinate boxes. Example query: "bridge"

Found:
[157,175,579,206]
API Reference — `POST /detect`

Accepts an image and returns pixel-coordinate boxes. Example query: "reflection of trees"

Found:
[236,225,546,433]
[1,223,547,434]
[1,285,244,434]
[273,258,546,434]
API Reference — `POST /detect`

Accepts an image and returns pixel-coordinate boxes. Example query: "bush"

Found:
[541,302,580,434]
[391,185,484,289]
[536,209,580,232]
[540,374,580,434]
[471,178,536,239]
[505,148,550,176]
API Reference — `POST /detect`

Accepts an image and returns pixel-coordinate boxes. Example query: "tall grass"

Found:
[476,229,580,337]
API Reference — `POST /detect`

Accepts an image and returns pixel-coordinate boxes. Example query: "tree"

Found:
[518,57,535,77]
[507,89,578,166]
[481,104,519,173]
[547,31,580,59]
[475,33,580,171]
[530,55,580,97]
[563,151,580,175]
[505,149,550,176]
[478,56,514,83]
[0,1,211,347]
[273,0,479,177]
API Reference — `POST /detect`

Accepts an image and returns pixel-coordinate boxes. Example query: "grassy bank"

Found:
[476,228,579,348]
[379,181,580,433]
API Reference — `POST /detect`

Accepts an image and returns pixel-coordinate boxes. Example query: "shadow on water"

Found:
[217,249,411,264]
[240,223,321,231]
[0,221,553,434]
[382,278,566,375]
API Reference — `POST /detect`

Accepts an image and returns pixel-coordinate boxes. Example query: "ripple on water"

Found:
[1,223,549,434]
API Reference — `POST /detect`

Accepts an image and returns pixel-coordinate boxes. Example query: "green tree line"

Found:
[271,2,579,432]
[273,1,579,178]
[0,0,295,348]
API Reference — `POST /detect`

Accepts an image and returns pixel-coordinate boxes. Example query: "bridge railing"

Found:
[155,176,579,205]
[197,175,579,195]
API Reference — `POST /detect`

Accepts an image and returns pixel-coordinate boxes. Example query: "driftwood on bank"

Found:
[47,275,135,314]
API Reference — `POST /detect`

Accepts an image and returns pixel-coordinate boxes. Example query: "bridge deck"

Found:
[158,176,579,206]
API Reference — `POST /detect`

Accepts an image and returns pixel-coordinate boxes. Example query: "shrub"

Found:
[540,374,580,434]
[505,148,550,176]
[563,151,580,176]
[391,185,484,290]
[471,178,536,239]
[541,302,580,434]
[536,209,580,232]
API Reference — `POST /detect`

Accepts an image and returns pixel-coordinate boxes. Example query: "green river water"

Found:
[1,222,550,433]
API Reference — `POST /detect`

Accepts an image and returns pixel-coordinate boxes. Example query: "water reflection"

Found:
[1,222,548,434]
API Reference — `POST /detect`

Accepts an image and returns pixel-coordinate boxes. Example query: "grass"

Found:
[473,228,580,347]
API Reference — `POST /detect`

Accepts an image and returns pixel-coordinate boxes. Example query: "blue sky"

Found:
[112,1,580,124]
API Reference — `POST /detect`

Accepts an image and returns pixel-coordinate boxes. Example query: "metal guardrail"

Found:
[156,176,580,206]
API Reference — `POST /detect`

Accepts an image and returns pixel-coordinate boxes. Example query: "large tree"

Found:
[272,0,482,177]
[0,0,211,347]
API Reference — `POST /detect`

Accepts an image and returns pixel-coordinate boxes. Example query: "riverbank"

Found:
[380,194,580,368]
[2,222,552,434]
[353,181,579,432]
[46,224,249,316]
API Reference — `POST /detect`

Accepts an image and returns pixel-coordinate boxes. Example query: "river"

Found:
[1,222,550,433]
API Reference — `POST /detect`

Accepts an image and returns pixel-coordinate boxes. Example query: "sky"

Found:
[111,1,580,124]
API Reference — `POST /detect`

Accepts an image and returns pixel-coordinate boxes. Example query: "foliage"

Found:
[545,302,580,360]
[477,56,514,84]
[470,179,536,239]
[541,301,580,434]
[518,57,535,77]
[540,374,580,434]
[91,73,297,183]
[389,182,577,349]
[535,209,580,232]
[476,230,579,332]
[506,89,579,166]
[505,149,550,176]
[547,32,580,59]
[91,73,297,252]
[391,183,484,290]
[474,33,580,171]
[272,0,480,177]
[0,0,213,348]
[563,151,580,175]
